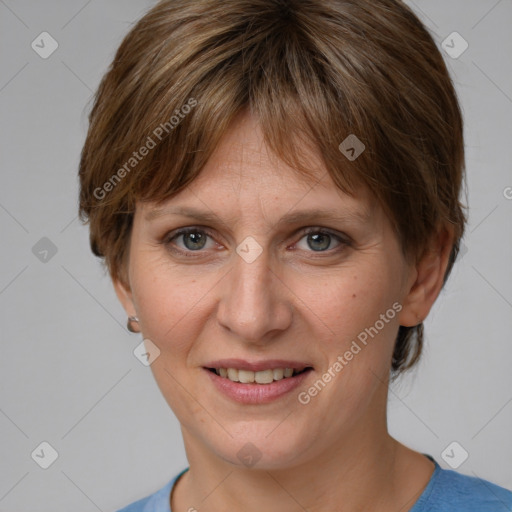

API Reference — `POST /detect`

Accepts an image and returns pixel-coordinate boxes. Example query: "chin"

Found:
[206,425,313,471]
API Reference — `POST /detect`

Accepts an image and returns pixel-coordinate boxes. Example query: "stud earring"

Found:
[127,316,140,333]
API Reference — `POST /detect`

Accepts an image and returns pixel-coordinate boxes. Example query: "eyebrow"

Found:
[144,205,371,226]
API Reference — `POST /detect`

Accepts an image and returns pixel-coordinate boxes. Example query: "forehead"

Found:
[185,112,370,205]
[194,111,321,187]
[140,111,379,227]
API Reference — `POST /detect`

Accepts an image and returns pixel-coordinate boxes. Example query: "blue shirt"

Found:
[116,458,512,511]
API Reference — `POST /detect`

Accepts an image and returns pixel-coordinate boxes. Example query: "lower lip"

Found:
[204,368,313,404]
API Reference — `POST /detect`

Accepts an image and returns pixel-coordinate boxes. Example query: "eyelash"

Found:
[161,226,350,258]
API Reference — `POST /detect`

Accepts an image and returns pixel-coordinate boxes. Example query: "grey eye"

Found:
[294,229,347,253]
[305,232,332,251]
[179,231,209,250]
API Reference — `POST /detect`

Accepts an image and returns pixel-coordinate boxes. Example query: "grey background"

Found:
[0,1,511,510]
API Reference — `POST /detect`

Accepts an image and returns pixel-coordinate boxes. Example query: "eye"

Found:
[295,229,347,253]
[165,228,218,253]
[162,226,350,258]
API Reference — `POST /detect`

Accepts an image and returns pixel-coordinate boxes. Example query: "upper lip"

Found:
[203,359,314,372]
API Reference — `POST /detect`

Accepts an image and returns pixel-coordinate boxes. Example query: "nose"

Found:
[216,247,293,345]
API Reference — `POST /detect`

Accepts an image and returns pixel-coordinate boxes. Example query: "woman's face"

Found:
[116,113,420,469]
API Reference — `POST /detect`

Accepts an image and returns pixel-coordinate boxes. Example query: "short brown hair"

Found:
[78,0,467,375]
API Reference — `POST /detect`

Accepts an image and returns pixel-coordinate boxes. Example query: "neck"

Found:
[174,426,430,512]
[173,381,435,512]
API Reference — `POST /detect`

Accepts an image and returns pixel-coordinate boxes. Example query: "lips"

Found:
[207,366,309,384]
[202,359,314,404]
[203,358,313,383]
[203,358,313,373]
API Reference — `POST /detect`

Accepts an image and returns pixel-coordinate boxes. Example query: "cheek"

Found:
[290,260,402,401]
[293,263,399,342]
[130,256,215,354]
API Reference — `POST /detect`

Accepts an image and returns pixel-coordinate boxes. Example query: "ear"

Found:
[112,274,137,319]
[398,225,455,327]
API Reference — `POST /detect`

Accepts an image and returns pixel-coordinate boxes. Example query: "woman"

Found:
[78,0,512,510]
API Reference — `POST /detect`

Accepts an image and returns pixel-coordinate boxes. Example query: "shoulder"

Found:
[114,474,179,512]
[414,464,512,512]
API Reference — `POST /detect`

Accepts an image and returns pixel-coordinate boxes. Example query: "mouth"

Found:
[205,366,312,384]
[202,359,314,404]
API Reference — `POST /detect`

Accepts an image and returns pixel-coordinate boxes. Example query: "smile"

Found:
[203,362,314,404]
[207,367,310,384]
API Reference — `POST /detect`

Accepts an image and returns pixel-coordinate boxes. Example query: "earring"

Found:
[127,315,140,333]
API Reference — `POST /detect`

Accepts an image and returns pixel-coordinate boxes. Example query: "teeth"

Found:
[213,367,304,384]
[227,368,239,382]
[255,369,274,384]
[238,369,255,383]
[273,368,284,380]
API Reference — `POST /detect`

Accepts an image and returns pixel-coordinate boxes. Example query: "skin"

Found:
[114,112,454,512]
